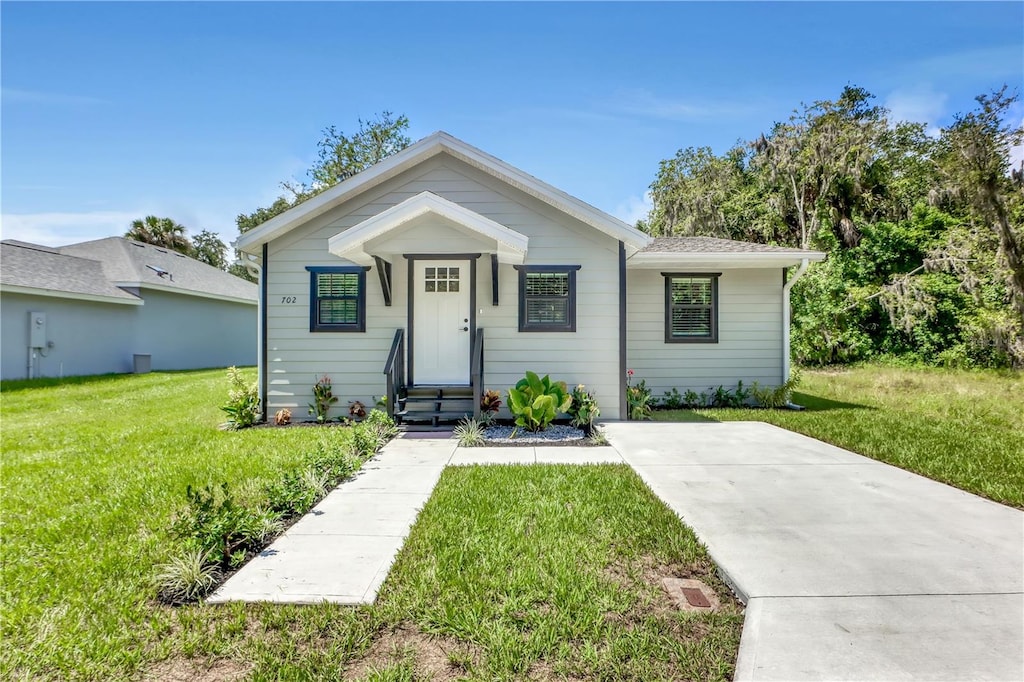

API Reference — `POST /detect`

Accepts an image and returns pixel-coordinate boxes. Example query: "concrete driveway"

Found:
[602,421,1024,681]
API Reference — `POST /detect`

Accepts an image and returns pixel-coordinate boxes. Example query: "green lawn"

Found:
[653,365,1024,508]
[1,370,740,680]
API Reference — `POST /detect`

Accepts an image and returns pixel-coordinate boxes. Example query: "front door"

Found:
[413,260,471,384]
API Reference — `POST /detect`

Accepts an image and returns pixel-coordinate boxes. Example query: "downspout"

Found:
[237,250,265,421]
[782,258,809,410]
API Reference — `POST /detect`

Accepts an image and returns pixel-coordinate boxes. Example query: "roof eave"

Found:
[116,280,258,305]
[0,283,144,306]
[627,251,826,269]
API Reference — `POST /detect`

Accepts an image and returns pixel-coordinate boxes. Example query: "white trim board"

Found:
[0,284,144,306]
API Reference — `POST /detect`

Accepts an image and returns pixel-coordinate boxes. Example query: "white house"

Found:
[1,237,258,380]
[234,132,824,422]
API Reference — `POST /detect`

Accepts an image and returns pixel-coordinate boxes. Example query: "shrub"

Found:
[274,408,292,425]
[265,468,332,518]
[309,375,338,423]
[566,384,600,433]
[364,409,399,440]
[349,400,367,420]
[662,387,684,410]
[170,483,282,569]
[154,549,221,604]
[221,366,260,429]
[480,389,502,425]
[626,370,653,421]
[683,389,701,408]
[507,371,572,432]
[453,417,486,447]
[752,370,802,409]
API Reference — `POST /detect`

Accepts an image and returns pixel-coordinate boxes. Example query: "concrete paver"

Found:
[603,421,1024,681]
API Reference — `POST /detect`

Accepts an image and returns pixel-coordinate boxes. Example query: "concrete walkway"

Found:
[209,437,620,604]
[602,421,1024,682]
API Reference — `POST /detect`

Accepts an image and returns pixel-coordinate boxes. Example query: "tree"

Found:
[125,216,193,254]
[192,230,228,270]
[236,112,412,234]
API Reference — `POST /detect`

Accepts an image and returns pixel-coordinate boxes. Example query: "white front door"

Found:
[413,260,471,384]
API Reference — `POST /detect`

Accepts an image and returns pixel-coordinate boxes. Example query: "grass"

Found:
[1,369,740,680]
[652,365,1024,508]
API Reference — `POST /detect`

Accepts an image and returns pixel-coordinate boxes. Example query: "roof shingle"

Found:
[641,236,815,254]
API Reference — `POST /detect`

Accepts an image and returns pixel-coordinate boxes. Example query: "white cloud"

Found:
[611,89,741,121]
[612,191,653,226]
[1009,117,1024,173]
[885,86,948,136]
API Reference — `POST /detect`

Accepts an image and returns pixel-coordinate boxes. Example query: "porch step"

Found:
[395,384,475,429]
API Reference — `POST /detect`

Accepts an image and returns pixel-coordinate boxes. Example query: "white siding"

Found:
[626,268,784,396]
[265,154,623,419]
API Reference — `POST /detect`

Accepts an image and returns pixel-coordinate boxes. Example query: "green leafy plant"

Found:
[683,389,701,408]
[221,366,260,429]
[587,428,609,446]
[154,549,221,604]
[566,384,600,433]
[507,371,572,432]
[751,370,803,409]
[308,375,338,423]
[364,409,399,441]
[662,387,685,410]
[265,469,332,518]
[626,370,653,421]
[171,483,282,569]
[453,417,486,447]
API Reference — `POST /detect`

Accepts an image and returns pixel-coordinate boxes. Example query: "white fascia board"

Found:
[627,251,826,270]
[235,131,652,254]
[118,281,258,306]
[328,191,529,265]
[0,284,144,306]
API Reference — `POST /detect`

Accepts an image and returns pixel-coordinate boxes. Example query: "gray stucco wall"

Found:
[0,289,257,380]
[1,293,138,379]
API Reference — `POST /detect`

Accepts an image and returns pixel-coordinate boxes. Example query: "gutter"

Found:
[782,258,810,409]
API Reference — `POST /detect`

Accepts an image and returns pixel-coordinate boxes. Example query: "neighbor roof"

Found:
[58,237,257,303]
[234,131,654,255]
[642,237,822,254]
[1,241,142,304]
[2,238,257,305]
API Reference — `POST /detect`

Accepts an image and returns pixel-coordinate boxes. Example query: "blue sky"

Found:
[2,1,1022,248]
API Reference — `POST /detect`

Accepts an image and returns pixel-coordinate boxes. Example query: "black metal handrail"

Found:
[383,328,405,420]
[471,327,485,419]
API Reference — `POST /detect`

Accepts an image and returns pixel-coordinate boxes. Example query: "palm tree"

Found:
[125,216,193,255]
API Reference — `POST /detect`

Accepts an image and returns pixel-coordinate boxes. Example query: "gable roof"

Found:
[1,241,142,304]
[328,191,530,266]
[629,236,826,269]
[234,131,653,255]
[58,237,257,303]
[1,238,257,305]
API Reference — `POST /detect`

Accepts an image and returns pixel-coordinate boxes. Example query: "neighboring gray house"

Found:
[1,237,257,380]
[234,131,824,422]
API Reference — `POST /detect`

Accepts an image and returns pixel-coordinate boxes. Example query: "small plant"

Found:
[364,409,399,441]
[480,389,502,421]
[349,400,367,420]
[154,549,221,604]
[751,370,802,409]
[507,371,572,432]
[274,408,292,426]
[265,469,331,518]
[453,417,486,447]
[626,370,653,421]
[734,380,751,405]
[221,366,260,429]
[171,483,281,569]
[308,375,338,423]
[683,389,701,408]
[566,384,600,433]
[662,387,685,410]
[588,428,609,446]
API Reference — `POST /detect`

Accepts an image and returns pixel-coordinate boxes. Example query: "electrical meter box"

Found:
[29,312,47,348]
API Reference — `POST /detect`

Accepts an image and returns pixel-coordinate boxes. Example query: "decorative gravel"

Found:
[482,424,586,444]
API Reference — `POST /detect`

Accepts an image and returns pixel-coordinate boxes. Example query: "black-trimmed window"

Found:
[664,273,719,343]
[306,266,367,332]
[515,265,580,332]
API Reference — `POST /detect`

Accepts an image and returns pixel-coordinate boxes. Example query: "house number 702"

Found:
[281,296,296,304]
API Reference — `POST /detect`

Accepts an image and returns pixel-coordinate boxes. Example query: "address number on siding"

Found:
[281,296,297,304]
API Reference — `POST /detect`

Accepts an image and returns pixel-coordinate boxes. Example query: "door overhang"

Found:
[327,191,528,266]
